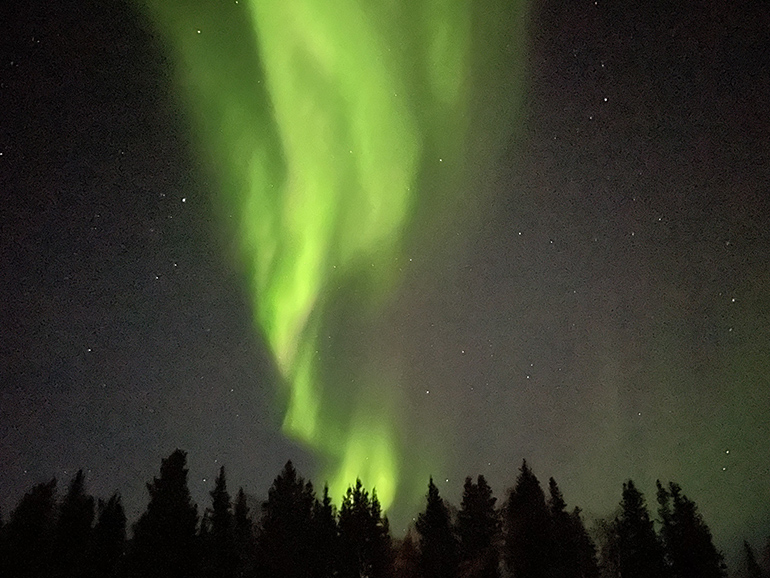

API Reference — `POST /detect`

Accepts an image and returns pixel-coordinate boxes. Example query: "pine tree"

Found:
[596,515,621,578]
[393,531,421,578]
[202,466,236,578]
[310,485,339,578]
[4,478,57,578]
[656,481,726,578]
[259,461,316,578]
[743,541,764,578]
[547,478,599,578]
[338,478,393,578]
[503,460,552,578]
[415,477,458,578]
[232,487,256,578]
[614,480,668,578]
[91,493,126,578]
[129,449,200,578]
[456,475,500,578]
[54,469,96,578]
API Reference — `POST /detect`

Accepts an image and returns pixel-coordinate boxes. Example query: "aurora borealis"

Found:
[133,0,527,508]
[1,0,769,566]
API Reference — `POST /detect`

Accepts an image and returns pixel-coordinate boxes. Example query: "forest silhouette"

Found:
[1,449,766,578]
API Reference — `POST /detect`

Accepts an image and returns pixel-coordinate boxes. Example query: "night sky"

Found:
[2,0,769,564]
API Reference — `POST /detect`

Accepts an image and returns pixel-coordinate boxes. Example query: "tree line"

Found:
[0,449,766,578]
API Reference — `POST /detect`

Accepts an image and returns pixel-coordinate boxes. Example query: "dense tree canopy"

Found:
[0,449,746,578]
[129,449,200,578]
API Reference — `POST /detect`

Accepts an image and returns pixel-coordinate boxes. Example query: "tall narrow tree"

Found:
[91,493,126,578]
[614,480,668,578]
[656,481,726,578]
[259,461,316,578]
[415,477,458,578]
[4,478,57,578]
[393,531,421,578]
[547,478,599,578]
[742,541,764,578]
[310,485,339,578]
[456,475,500,578]
[54,469,95,578]
[203,466,236,578]
[338,479,393,578]
[232,487,256,578]
[129,449,200,578]
[503,460,552,578]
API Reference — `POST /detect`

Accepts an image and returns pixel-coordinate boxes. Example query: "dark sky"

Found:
[1,0,769,564]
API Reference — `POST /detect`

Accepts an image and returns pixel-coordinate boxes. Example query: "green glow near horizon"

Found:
[137,0,526,512]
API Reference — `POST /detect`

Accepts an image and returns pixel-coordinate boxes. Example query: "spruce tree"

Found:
[415,477,458,578]
[456,475,500,578]
[4,478,57,578]
[203,466,236,578]
[259,461,316,578]
[393,531,420,578]
[743,541,764,578]
[129,449,200,578]
[310,485,339,578]
[91,493,126,578]
[232,487,256,578]
[547,478,599,578]
[503,460,552,578]
[54,469,95,578]
[656,481,726,578]
[338,479,393,578]
[614,480,668,578]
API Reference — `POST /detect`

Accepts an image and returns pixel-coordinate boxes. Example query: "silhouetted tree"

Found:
[743,540,765,578]
[548,478,599,578]
[232,487,257,577]
[54,469,95,578]
[393,531,421,578]
[338,479,393,578]
[456,475,500,578]
[91,492,126,578]
[202,466,236,578]
[415,477,458,578]
[129,449,199,578]
[310,485,339,578]
[4,478,57,578]
[258,461,316,578]
[503,460,552,578]
[595,516,621,578]
[613,480,668,578]
[656,480,726,578]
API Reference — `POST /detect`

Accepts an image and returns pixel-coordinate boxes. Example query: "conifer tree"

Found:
[743,541,764,578]
[91,492,126,578]
[503,460,552,578]
[656,481,726,578]
[129,449,199,578]
[338,479,393,578]
[614,480,668,578]
[203,466,236,578]
[569,507,600,578]
[233,487,257,578]
[415,477,458,578]
[456,475,500,578]
[259,460,316,578]
[54,469,96,578]
[393,531,421,578]
[311,485,339,578]
[547,478,599,578]
[4,478,57,578]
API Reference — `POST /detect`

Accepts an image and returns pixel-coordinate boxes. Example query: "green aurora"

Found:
[136,0,528,510]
